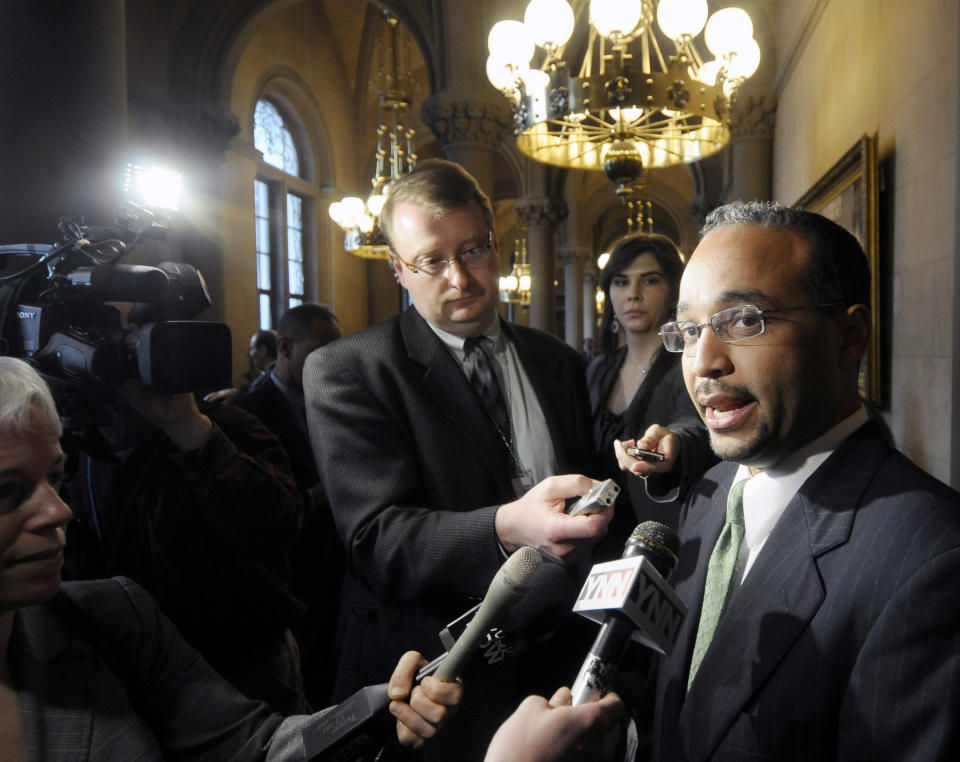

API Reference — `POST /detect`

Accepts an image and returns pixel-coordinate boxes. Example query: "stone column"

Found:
[725,93,778,203]
[558,246,589,349]
[0,0,128,241]
[420,93,513,200]
[517,198,565,334]
[582,266,599,353]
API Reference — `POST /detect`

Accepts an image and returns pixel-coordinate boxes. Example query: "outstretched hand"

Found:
[485,686,625,762]
[615,424,679,478]
[494,474,614,562]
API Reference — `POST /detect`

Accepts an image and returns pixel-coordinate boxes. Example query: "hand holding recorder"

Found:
[495,474,615,561]
[614,423,678,477]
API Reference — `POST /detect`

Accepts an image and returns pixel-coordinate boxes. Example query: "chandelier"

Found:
[499,230,532,306]
[485,0,760,190]
[328,13,417,259]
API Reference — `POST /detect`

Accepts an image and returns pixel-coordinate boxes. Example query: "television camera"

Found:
[0,201,232,429]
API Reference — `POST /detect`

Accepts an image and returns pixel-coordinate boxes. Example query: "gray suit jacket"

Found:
[13,577,315,761]
[648,422,960,761]
[303,307,596,757]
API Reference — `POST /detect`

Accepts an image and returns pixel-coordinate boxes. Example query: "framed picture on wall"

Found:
[795,133,880,404]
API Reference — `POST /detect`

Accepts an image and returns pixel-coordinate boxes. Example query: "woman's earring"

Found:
[611,317,620,334]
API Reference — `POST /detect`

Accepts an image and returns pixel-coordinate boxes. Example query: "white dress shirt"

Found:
[729,405,870,589]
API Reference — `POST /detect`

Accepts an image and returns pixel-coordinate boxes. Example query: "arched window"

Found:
[253,98,312,328]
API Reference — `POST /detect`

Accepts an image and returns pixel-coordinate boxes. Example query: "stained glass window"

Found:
[254,99,299,176]
[253,97,312,328]
[254,179,273,330]
[286,193,304,308]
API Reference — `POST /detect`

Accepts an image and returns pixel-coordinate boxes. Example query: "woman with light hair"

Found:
[0,356,460,759]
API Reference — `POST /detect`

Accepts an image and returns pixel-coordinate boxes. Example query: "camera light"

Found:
[123,163,183,211]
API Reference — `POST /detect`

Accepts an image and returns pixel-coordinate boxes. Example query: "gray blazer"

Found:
[648,422,960,761]
[303,307,597,758]
[13,577,313,761]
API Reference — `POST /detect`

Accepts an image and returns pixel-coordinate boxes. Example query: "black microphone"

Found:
[569,521,683,705]
[301,546,542,760]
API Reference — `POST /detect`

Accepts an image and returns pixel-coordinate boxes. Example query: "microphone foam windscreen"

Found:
[504,545,542,590]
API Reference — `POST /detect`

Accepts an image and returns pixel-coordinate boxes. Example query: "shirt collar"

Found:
[732,405,870,491]
[428,316,502,357]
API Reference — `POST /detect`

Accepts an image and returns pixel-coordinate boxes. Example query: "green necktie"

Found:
[687,478,747,691]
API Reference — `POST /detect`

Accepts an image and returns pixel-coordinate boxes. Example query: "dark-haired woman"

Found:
[586,233,715,561]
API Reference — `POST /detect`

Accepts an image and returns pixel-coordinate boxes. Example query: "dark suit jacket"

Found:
[234,379,318,490]
[648,422,960,761]
[303,307,596,757]
[12,577,315,761]
[233,378,344,707]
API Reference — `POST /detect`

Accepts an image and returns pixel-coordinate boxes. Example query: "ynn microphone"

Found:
[570,521,683,705]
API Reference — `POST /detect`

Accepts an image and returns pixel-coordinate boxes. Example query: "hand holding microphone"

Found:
[485,686,625,762]
[388,651,463,750]
[302,547,542,760]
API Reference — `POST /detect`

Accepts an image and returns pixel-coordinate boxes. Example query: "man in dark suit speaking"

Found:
[303,159,610,758]
[608,200,960,761]
[492,201,960,761]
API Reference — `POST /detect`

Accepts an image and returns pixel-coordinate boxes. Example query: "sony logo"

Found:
[16,310,38,319]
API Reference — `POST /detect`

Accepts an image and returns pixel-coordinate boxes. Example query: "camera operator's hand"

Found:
[120,379,214,452]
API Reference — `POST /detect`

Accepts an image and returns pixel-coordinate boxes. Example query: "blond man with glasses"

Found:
[303,160,611,761]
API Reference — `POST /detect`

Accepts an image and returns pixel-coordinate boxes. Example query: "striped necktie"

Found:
[463,335,511,440]
[687,477,747,690]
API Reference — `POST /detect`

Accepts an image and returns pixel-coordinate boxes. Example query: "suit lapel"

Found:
[13,600,96,760]
[670,424,885,762]
[400,308,514,495]
[678,498,825,761]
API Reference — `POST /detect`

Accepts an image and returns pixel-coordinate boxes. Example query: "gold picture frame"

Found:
[795,133,880,403]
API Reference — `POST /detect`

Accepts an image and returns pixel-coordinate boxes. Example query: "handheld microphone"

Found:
[301,546,542,760]
[434,545,541,681]
[569,521,684,705]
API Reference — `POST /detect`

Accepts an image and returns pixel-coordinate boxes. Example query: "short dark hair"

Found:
[251,329,277,359]
[701,201,870,307]
[278,303,339,341]
[379,159,494,249]
[598,233,686,355]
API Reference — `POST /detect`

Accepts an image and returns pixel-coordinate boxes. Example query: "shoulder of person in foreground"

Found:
[50,577,283,758]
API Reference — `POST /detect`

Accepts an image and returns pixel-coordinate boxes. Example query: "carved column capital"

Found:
[729,93,778,140]
[132,85,241,158]
[516,197,567,229]
[420,92,514,149]
[557,245,590,267]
